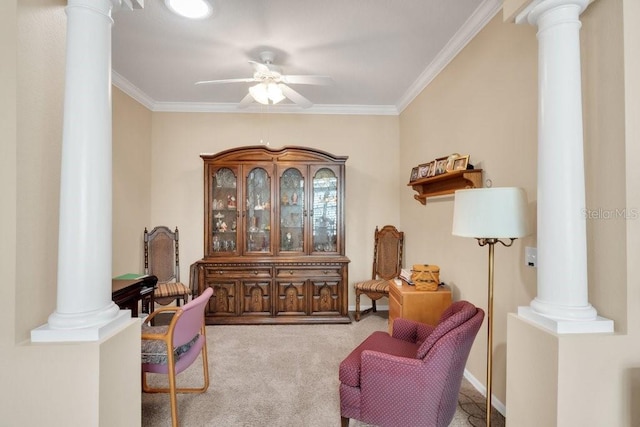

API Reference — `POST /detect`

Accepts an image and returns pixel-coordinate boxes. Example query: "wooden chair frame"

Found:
[354,225,404,321]
[141,288,213,427]
[144,226,191,310]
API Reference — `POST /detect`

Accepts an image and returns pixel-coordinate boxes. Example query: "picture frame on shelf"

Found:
[453,155,470,171]
[427,161,436,177]
[410,167,419,182]
[434,157,448,175]
[418,163,430,179]
[445,153,460,172]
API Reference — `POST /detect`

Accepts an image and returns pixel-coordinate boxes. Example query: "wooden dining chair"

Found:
[354,225,404,321]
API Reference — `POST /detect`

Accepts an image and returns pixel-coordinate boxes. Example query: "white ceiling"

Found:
[112,0,501,115]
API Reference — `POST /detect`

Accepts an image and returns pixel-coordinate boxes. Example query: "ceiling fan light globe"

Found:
[249,83,269,105]
[267,83,285,104]
[165,0,213,19]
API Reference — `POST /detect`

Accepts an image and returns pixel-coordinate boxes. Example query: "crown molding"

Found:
[113,0,500,117]
[111,71,156,110]
[395,0,502,113]
[113,69,397,115]
[153,102,398,115]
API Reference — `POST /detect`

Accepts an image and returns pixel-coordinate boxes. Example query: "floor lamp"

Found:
[452,187,529,427]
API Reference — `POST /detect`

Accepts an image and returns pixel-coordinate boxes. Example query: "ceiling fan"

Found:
[195,51,333,109]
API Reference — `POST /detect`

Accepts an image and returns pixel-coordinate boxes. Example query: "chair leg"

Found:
[372,298,377,313]
[341,416,349,427]
[355,290,361,322]
[168,361,179,427]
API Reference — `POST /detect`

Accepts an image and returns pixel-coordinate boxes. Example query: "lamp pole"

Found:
[452,187,529,426]
[478,238,514,427]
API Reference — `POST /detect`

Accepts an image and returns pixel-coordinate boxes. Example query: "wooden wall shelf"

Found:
[408,169,483,205]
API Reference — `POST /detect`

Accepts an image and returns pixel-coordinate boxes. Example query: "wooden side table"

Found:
[388,281,452,334]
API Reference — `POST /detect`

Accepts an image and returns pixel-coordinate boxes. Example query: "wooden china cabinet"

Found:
[191,145,350,325]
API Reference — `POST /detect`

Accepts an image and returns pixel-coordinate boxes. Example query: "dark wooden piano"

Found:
[112,275,157,317]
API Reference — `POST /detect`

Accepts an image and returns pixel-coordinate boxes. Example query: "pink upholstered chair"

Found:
[339,300,484,427]
[141,287,213,427]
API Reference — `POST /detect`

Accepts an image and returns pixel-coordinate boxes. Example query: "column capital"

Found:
[65,0,143,14]
[515,0,590,25]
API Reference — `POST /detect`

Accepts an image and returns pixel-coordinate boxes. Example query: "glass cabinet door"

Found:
[312,167,339,253]
[245,167,271,253]
[279,167,305,253]
[211,167,238,255]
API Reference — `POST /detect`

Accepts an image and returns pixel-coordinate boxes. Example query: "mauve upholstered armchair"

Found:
[339,300,484,427]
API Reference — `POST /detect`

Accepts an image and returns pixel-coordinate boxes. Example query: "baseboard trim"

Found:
[348,304,389,312]
[463,369,506,416]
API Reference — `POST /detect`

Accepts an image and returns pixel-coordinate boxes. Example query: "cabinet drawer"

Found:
[205,267,271,279]
[275,267,341,278]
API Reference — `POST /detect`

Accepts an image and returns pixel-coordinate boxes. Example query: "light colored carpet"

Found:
[142,312,504,426]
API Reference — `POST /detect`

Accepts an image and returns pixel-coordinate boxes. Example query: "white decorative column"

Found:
[31,0,134,342]
[516,0,613,333]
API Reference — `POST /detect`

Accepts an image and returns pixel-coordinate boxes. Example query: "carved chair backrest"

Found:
[144,226,180,284]
[372,225,404,280]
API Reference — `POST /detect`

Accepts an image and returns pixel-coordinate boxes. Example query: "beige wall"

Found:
[138,112,401,304]
[399,0,636,421]
[1,1,141,424]
[4,0,639,424]
[507,1,640,425]
[399,12,539,404]
[112,87,152,277]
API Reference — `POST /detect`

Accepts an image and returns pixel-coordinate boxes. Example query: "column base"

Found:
[518,306,614,334]
[31,310,132,342]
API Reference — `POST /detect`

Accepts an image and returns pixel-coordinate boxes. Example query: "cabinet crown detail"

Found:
[408,169,483,205]
[193,145,350,325]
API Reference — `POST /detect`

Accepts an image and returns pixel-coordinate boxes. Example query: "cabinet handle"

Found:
[289,270,294,275]
[303,209,307,217]
[253,270,259,275]
[323,270,329,274]
[217,270,223,275]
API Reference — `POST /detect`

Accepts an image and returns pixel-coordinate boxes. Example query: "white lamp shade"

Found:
[452,187,530,238]
[249,83,269,105]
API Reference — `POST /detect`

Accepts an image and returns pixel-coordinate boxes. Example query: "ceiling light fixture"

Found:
[165,0,213,19]
[249,82,285,105]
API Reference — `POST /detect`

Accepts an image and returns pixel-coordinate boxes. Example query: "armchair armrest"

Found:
[143,306,179,326]
[392,318,435,344]
[359,349,440,419]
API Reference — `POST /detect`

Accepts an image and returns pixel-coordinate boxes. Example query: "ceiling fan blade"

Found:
[280,75,333,86]
[249,60,270,74]
[238,93,254,109]
[195,78,255,85]
[278,84,312,109]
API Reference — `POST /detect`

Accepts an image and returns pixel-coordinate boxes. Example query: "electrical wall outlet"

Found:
[525,246,537,268]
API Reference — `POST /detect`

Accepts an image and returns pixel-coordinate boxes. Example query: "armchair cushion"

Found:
[415,301,478,359]
[141,325,200,365]
[392,317,435,345]
[339,331,419,388]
